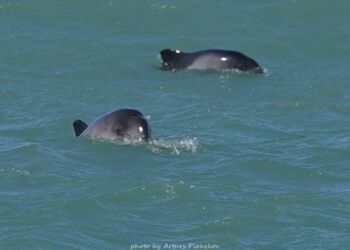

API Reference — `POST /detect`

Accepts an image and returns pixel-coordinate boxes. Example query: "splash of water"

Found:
[148,137,199,155]
[90,136,199,155]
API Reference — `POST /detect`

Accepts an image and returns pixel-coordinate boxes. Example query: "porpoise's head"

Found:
[122,115,151,141]
[239,56,264,74]
[160,49,185,70]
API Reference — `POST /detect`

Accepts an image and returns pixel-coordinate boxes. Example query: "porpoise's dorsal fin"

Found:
[73,119,88,137]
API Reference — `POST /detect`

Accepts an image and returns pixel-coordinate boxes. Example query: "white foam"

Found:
[149,137,199,155]
[0,167,30,176]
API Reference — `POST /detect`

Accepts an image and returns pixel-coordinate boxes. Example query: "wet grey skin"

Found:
[160,49,263,73]
[73,109,151,141]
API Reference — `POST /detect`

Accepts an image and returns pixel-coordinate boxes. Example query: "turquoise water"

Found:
[1,0,350,249]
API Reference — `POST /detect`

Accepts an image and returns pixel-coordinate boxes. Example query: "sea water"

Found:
[1,0,350,249]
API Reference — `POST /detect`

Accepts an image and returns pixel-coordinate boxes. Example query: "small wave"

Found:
[148,137,199,155]
[151,3,176,11]
[0,140,33,153]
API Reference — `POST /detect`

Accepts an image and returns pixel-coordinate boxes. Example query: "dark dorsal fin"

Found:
[73,120,88,137]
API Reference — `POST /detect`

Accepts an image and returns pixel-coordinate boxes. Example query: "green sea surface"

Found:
[1,0,350,249]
